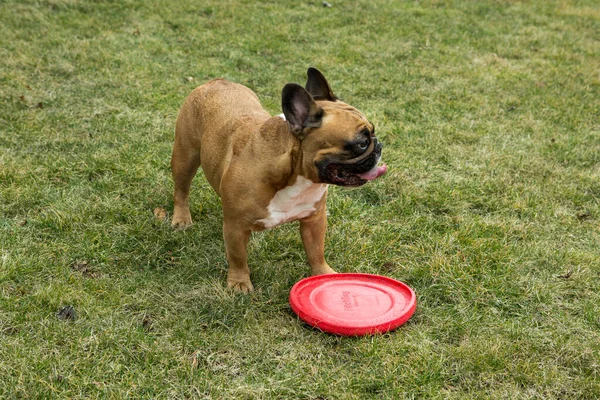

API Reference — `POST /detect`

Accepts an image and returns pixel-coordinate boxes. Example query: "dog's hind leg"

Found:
[171,123,201,230]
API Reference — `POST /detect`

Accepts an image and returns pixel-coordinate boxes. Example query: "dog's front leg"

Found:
[223,220,254,293]
[300,202,336,276]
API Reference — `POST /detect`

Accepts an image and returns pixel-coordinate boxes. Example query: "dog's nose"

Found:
[374,139,382,153]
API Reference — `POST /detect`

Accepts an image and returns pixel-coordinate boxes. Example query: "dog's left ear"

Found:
[305,67,337,101]
[282,83,324,139]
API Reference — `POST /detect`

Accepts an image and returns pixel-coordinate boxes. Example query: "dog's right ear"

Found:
[282,83,324,139]
[305,67,337,101]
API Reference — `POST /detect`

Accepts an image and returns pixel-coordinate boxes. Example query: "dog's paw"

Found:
[311,264,337,276]
[171,216,193,230]
[227,278,254,294]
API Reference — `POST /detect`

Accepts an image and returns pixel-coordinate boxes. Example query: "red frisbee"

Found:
[289,273,416,336]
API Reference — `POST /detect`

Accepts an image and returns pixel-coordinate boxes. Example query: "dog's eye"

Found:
[356,138,369,152]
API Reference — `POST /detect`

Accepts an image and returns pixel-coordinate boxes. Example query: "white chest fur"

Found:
[259,176,327,229]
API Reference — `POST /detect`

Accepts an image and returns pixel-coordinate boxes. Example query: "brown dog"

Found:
[171,68,386,292]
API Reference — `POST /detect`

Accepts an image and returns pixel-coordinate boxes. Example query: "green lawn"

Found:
[1,0,599,398]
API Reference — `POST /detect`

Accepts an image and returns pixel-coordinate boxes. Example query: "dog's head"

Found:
[282,68,386,187]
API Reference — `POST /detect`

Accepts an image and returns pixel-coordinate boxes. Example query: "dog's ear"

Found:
[305,67,337,101]
[282,83,324,139]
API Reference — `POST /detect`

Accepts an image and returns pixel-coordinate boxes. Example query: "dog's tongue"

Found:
[358,164,388,180]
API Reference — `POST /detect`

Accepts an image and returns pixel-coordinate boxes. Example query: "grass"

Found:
[1,0,599,398]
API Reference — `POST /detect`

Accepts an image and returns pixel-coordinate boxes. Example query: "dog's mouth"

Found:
[319,140,387,187]
[325,163,387,187]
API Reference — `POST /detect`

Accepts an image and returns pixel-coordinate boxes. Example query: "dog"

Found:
[171,68,386,292]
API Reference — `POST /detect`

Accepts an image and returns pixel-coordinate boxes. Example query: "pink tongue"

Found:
[358,164,388,180]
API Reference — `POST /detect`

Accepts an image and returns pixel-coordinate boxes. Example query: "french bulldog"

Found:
[171,68,386,292]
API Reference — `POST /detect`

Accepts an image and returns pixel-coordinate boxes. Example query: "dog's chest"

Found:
[259,176,327,229]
